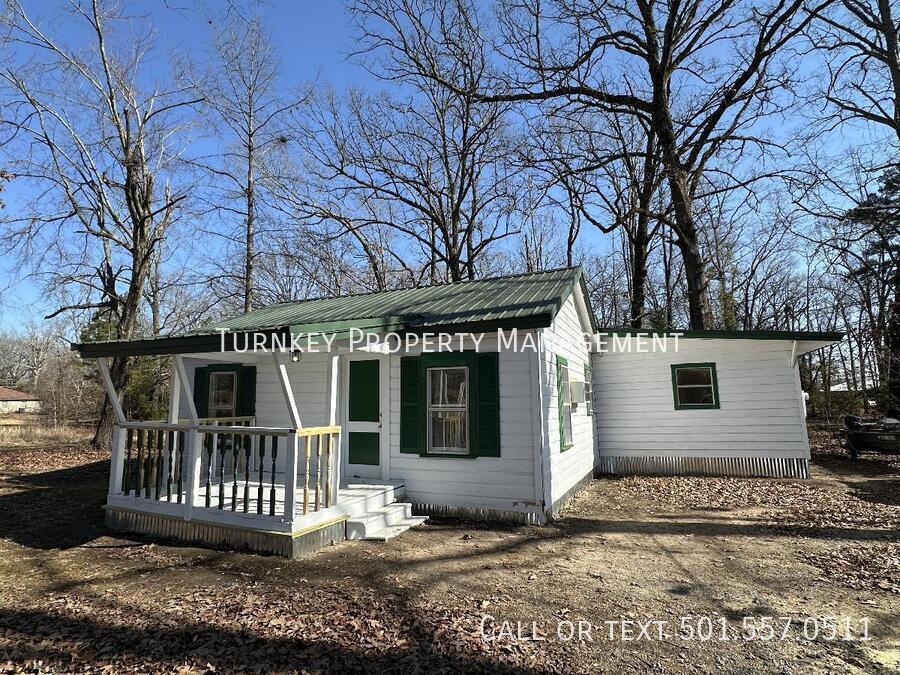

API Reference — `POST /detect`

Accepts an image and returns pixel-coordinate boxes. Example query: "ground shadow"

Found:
[812,453,900,507]
[0,459,108,548]
[0,605,549,674]
[812,452,900,478]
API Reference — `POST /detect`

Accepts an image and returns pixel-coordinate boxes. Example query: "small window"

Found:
[426,366,469,454]
[557,356,573,449]
[209,371,237,418]
[671,363,719,409]
[584,363,593,415]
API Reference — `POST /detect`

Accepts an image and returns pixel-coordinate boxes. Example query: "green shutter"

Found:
[556,355,568,450]
[475,352,500,457]
[400,356,420,453]
[193,366,209,418]
[238,365,256,417]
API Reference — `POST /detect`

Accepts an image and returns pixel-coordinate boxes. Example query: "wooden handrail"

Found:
[144,416,256,425]
[117,420,294,436]
[117,421,340,438]
[196,424,291,436]
[296,425,341,437]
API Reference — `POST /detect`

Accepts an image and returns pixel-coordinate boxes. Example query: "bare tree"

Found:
[187,16,307,312]
[0,331,28,387]
[811,0,900,147]
[282,78,526,285]
[0,0,197,444]
[351,0,826,328]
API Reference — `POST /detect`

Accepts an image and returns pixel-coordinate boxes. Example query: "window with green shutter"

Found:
[192,363,256,419]
[399,351,500,458]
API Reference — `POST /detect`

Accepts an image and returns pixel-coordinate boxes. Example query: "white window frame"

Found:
[584,364,593,416]
[559,361,573,448]
[208,371,237,418]
[426,366,470,455]
[671,363,719,410]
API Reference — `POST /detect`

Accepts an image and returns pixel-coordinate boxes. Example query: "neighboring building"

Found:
[73,267,842,557]
[0,386,41,414]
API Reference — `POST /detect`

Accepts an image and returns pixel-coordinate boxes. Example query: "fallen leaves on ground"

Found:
[801,543,900,595]
[0,443,106,475]
[600,437,900,597]
[613,475,819,512]
[0,584,554,674]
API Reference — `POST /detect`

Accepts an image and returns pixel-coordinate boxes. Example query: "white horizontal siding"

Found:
[541,291,596,505]
[387,335,540,515]
[592,339,810,459]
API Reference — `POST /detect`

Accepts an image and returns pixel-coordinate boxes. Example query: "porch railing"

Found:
[109,421,342,528]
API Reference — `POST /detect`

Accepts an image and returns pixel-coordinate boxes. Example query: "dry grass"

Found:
[0,423,92,448]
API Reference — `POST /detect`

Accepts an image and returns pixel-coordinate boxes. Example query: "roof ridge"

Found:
[214,265,581,317]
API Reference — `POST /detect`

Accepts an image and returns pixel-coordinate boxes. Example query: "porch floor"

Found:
[113,478,407,533]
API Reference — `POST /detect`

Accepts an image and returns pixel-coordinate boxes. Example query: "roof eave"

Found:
[72,315,556,359]
[595,328,844,342]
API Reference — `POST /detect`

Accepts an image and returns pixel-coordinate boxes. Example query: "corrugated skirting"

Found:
[596,455,810,479]
[410,502,541,525]
[104,508,346,558]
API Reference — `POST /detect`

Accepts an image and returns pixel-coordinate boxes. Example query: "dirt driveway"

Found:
[0,433,897,673]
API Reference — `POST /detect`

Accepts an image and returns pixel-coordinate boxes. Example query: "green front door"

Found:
[346,358,382,478]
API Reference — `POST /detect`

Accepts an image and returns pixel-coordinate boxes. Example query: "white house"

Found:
[74,267,842,556]
[0,386,42,414]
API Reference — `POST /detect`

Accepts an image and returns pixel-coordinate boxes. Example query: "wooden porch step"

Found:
[346,503,428,540]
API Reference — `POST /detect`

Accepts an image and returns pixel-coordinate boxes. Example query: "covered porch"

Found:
[92,346,405,556]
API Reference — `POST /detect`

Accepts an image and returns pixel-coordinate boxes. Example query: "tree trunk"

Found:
[885,268,900,416]
[629,217,649,328]
[245,137,255,312]
[668,174,711,329]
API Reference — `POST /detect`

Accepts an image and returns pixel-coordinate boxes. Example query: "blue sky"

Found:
[0,1,366,329]
[0,1,882,331]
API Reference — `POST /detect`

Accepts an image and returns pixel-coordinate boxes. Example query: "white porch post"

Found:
[173,355,201,521]
[283,431,299,526]
[326,354,341,497]
[272,350,302,429]
[108,424,126,496]
[184,429,203,521]
[272,350,302,526]
[97,357,127,498]
[167,360,181,423]
[173,356,198,424]
[96,357,125,424]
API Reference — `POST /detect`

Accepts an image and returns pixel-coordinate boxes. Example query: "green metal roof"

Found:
[72,264,842,359]
[74,267,590,357]
[196,266,587,335]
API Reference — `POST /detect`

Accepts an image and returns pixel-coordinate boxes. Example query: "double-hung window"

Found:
[671,363,720,409]
[208,371,237,418]
[556,356,573,450]
[426,366,469,455]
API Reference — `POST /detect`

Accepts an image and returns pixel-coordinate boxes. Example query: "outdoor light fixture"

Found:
[290,350,302,363]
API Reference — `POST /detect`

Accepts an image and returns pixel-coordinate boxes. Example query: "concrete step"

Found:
[346,503,427,540]
[361,517,429,541]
